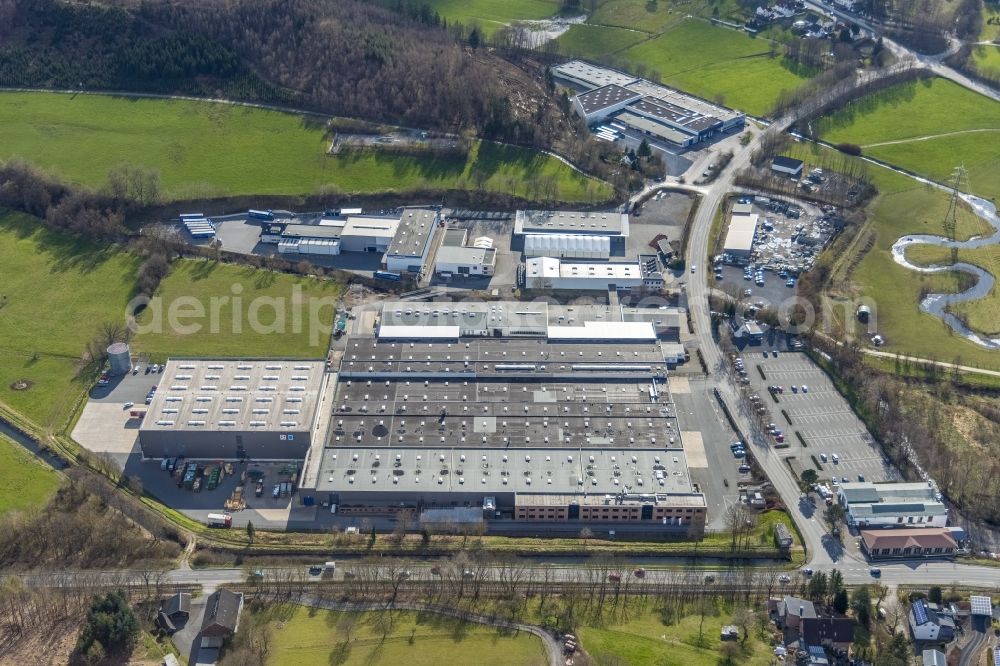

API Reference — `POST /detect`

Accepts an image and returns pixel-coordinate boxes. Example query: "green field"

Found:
[905,242,1000,336]
[815,78,1000,200]
[556,23,647,58]
[578,602,775,666]
[134,259,342,360]
[786,141,1000,369]
[0,211,141,429]
[588,0,690,32]
[618,19,810,115]
[0,92,608,203]
[0,434,60,515]
[425,0,561,34]
[971,43,1000,78]
[261,606,547,666]
[981,2,1000,41]
[0,208,345,432]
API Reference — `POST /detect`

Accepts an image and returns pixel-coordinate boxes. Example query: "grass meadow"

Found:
[0,435,60,515]
[0,92,608,203]
[424,0,562,34]
[133,259,342,360]
[815,78,1000,200]
[0,210,140,429]
[578,604,776,666]
[556,23,647,58]
[904,242,1000,336]
[0,209,344,432]
[971,43,1000,78]
[261,605,547,666]
[787,141,1000,370]
[619,19,811,115]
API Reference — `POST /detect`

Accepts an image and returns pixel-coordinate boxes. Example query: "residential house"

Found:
[778,595,817,629]
[909,599,955,642]
[800,617,855,652]
[200,589,244,649]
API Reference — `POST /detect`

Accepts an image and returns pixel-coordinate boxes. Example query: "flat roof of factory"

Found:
[141,359,326,432]
[313,446,696,497]
[387,208,438,257]
[515,210,629,237]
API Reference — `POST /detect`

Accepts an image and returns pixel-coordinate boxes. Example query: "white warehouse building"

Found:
[339,216,400,253]
[722,213,758,261]
[524,233,611,259]
[838,482,948,529]
[524,256,643,291]
[383,208,441,274]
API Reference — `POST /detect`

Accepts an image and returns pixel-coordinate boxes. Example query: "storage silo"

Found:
[107,342,132,375]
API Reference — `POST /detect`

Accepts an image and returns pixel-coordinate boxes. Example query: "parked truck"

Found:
[206,513,232,528]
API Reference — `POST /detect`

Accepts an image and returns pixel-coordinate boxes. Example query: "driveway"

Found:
[171,596,220,666]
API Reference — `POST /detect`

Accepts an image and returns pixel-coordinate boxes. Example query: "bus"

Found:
[248,209,274,221]
[374,270,402,282]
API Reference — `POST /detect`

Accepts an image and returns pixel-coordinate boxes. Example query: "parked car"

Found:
[123,401,134,409]
[869,568,881,577]
[777,574,791,583]
[802,568,814,576]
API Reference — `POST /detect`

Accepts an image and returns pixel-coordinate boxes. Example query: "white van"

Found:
[820,453,828,463]
[831,453,840,463]
[323,561,336,571]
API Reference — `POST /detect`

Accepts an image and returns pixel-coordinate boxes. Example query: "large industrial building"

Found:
[258,207,441,275]
[297,309,707,532]
[138,359,333,460]
[524,256,645,291]
[515,209,629,238]
[837,482,948,529]
[524,233,611,260]
[552,60,745,149]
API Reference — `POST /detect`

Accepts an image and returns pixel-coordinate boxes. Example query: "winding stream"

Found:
[890,194,1000,348]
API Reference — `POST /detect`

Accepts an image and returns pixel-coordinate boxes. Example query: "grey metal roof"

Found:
[314,446,696,497]
[281,224,342,240]
[435,245,496,267]
[142,359,325,433]
[576,84,642,114]
[387,208,438,257]
[515,210,629,237]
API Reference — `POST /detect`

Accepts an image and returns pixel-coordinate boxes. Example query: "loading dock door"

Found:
[568,504,580,520]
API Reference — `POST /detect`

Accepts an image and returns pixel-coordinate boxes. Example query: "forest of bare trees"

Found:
[0,0,587,153]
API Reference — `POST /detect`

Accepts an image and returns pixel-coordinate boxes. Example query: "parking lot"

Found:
[122,457,309,529]
[744,351,900,484]
[72,363,165,464]
[670,376,746,530]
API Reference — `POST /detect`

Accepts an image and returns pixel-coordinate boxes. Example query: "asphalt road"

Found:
[635,62,1000,587]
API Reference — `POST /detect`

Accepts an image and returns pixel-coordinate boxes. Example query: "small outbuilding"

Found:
[771,156,804,179]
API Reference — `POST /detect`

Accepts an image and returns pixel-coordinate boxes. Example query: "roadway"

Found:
[803,0,1000,103]
[10,557,998,592]
[630,59,1000,587]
